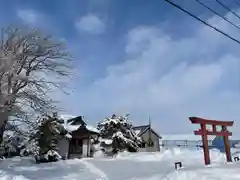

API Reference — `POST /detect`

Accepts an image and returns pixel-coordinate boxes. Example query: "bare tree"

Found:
[0,27,73,144]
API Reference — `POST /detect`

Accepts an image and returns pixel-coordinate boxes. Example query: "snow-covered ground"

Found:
[0,148,240,180]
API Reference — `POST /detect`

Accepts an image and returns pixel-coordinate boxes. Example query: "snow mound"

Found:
[93,150,106,158]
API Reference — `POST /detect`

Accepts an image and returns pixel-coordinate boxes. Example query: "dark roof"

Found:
[133,125,161,139]
[65,116,100,135]
[132,125,149,133]
[67,116,86,126]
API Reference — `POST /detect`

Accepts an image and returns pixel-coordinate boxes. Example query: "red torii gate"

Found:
[189,117,234,165]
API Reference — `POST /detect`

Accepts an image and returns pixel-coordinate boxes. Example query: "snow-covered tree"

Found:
[97,114,142,154]
[0,129,30,158]
[0,131,17,157]
[0,27,73,145]
[33,112,70,162]
[0,113,70,160]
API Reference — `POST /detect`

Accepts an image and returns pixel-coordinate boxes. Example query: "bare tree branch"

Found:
[0,26,73,143]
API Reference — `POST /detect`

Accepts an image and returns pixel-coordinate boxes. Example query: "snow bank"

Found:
[113,148,225,164]
[163,163,240,180]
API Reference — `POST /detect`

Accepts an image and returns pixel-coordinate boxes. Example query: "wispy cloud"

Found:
[75,14,105,35]
[66,10,240,134]
[17,9,41,25]
[9,1,240,134]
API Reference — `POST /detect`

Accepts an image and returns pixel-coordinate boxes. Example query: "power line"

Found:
[196,0,240,31]
[164,0,240,45]
[215,0,240,20]
[235,0,240,6]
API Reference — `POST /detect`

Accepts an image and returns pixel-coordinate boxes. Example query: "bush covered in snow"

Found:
[0,130,31,158]
[0,131,19,157]
[97,114,142,154]
[33,113,70,162]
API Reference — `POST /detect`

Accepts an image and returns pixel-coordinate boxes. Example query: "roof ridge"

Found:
[133,125,149,128]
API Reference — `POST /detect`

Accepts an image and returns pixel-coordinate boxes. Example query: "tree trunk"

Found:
[0,111,8,144]
[0,124,6,144]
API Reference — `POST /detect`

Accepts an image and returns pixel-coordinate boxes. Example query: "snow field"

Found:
[0,148,239,180]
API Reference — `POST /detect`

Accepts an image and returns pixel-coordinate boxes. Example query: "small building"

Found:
[210,135,240,152]
[58,115,99,159]
[133,125,161,152]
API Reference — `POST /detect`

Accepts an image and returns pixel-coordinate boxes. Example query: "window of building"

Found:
[147,140,154,147]
[141,142,146,148]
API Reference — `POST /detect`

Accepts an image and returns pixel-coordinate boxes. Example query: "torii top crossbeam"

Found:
[189,117,234,126]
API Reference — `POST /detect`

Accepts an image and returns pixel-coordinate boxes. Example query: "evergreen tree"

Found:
[34,112,69,162]
[97,114,142,154]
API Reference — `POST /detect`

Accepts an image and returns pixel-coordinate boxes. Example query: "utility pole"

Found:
[148,115,152,147]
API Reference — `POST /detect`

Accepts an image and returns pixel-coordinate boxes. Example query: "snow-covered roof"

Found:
[161,134,216,141]
[133,125,161,138]
[59,114,76,121]
[63,124,99,134]
[63,124,80,132]
[86,125,100,134]
[134,130,141,135]
[60,114,100,134]
[133,126,146,135]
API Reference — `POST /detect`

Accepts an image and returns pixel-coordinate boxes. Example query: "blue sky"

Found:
[1,0,240,135]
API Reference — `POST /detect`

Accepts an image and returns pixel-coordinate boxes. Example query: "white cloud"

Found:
[17,9,40,25]
[65,10,240,134]
[75,14,105,34]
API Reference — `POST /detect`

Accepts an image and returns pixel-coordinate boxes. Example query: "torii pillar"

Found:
[189,117,234,165]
